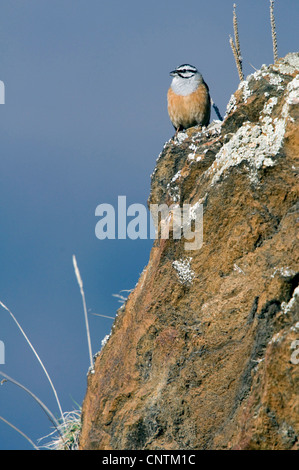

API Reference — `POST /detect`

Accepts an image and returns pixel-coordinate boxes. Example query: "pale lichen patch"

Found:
[172,257,195,286]
[207,65,298,186]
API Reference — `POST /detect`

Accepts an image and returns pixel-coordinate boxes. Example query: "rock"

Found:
[79,53,299,450]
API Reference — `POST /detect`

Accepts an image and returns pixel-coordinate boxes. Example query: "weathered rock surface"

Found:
[79,53,299,450]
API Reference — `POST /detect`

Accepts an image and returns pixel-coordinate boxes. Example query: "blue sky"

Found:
[0,0,298,450]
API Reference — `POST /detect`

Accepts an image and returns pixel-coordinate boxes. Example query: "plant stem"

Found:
[233,4,242,69]
[230,35,244,81]
[270,0,278,62]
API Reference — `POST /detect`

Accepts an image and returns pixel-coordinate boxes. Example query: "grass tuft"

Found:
[38,410,81,450]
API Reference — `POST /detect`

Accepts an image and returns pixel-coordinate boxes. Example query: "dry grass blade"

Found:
[72,255,93,369]
[0,415,39,450]
[90,312,115,319]
[0,371,62,434]
[0,300,64,422]
[112,293,128,304]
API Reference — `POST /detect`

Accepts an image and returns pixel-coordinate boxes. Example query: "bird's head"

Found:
[169,64,203,96]
[170,64,200,79]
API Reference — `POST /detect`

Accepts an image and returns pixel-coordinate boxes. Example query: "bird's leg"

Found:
[172,126,179,140]
[174,125,183,139]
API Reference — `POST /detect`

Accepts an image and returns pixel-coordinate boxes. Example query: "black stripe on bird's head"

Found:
[170,64,198,79]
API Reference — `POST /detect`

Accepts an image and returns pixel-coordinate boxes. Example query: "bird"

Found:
[167,64,211,134]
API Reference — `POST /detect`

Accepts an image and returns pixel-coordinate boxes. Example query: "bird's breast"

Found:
[167,84,210,130]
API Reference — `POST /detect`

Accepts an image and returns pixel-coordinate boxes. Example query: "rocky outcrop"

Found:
[79,53,299,450]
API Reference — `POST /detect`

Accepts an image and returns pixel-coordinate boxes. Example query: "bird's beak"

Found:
[170,70,177,76]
